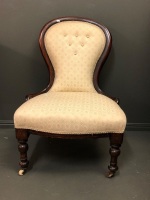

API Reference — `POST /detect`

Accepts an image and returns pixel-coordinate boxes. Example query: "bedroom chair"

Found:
[14,17,126,177]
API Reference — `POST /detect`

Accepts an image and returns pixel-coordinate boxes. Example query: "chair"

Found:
[14,17,126,177]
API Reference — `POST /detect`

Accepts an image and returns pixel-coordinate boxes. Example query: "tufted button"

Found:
[75,33,78,37]
[64,34,67,37]
[69,43,72,46]
[81,43,84,47]
[74,51,77,55]
[86,34,90,38]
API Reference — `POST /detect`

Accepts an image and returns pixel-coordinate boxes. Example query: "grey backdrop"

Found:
[0,0,150,129]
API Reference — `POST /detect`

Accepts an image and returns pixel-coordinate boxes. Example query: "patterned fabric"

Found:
[44,21,106,92]
[14,92,126,134]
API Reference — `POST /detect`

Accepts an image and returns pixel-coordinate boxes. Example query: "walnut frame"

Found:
[16,17,124,177]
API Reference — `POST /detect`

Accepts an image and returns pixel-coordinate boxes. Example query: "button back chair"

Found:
[14,17,126,177]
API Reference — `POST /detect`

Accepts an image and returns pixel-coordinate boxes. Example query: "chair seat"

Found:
[14,92,126,134]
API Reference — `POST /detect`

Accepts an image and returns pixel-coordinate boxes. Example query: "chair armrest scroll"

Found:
[100,91,120,104]
[25,86,50,101]
[109,96,120,104]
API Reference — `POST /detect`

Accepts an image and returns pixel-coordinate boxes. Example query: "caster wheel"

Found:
[18,169,26,176]
[106,170,114,178]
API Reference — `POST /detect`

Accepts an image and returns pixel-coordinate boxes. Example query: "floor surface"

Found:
[0,129,150,200]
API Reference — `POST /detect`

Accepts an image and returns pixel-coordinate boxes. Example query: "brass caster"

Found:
[18,169,25,176]
[106,170,115,178]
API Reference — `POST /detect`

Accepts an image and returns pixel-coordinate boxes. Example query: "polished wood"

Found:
[106,134,123,177]
[16,129,30,174]
[16,17,125,176]
[30,129,109,139]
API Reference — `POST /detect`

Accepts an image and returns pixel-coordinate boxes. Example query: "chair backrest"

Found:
[39,17,112,93]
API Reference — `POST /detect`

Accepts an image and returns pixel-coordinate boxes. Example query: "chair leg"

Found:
[16,129,30,176]
[106,133,124,178]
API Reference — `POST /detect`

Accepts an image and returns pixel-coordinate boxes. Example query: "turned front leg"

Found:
[107,133,124,178]
[16,129,30,175]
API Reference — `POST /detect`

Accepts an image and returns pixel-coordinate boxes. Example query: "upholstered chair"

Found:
[14,17,126,177]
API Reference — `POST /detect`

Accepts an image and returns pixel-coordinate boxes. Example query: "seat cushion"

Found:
[14,92,126,134]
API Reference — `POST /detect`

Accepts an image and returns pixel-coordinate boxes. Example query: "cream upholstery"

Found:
[44,21,106,92]
[14,92,126,134]
[14,20,127,134]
